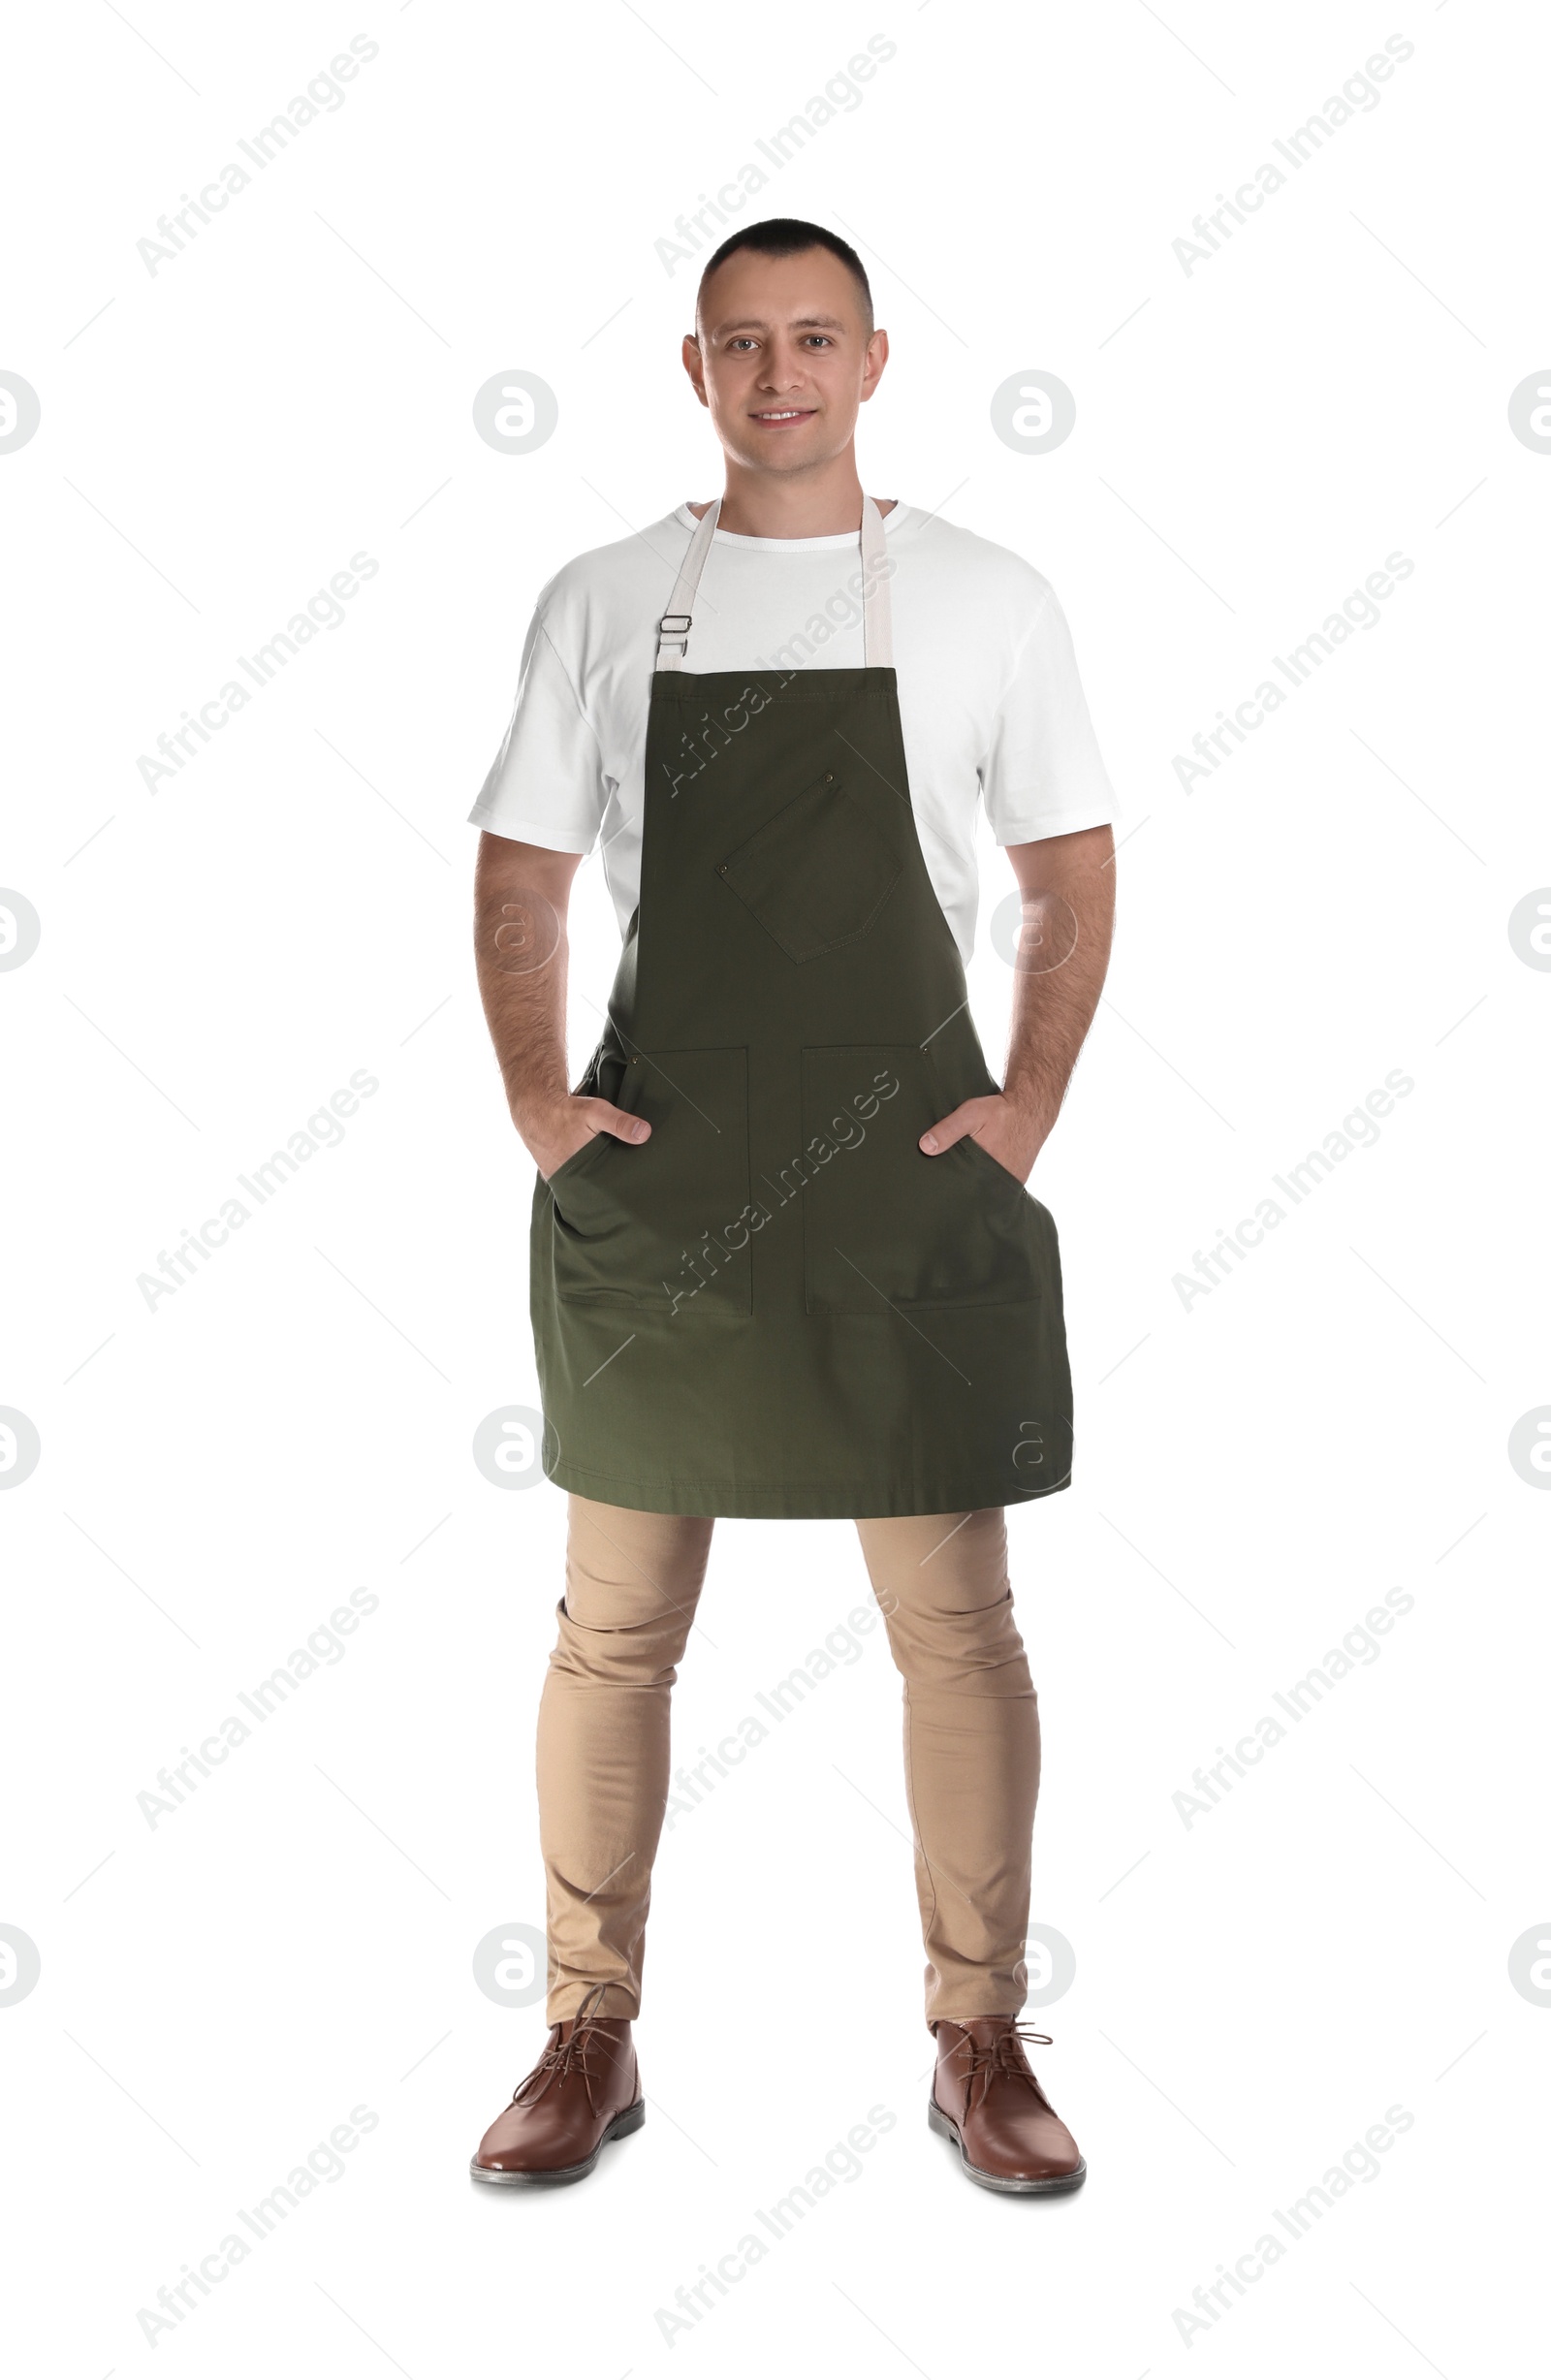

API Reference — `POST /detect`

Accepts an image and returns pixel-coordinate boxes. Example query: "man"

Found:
[468,219,1117,2194]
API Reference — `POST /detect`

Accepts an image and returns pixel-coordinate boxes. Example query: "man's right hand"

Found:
[473,835,649,1187]
[525,1095,651,1183]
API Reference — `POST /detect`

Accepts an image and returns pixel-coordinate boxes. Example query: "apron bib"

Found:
[530,496,1073,1518]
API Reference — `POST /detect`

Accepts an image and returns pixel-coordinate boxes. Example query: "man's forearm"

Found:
[472,835,577,1133]
[1002,826,1115,1143]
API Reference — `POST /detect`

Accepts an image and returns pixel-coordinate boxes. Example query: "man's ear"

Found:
[681,332,709,407]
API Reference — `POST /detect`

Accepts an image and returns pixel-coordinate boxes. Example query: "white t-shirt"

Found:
[469,502,1118,963]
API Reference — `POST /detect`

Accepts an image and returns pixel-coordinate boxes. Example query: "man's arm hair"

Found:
[1002,822,1115,1147]
[471,830,645,1178]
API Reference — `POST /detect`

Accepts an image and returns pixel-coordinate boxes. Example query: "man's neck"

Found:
[699,454,893,537]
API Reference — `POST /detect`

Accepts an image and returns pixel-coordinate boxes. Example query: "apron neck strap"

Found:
[656,495,895,671]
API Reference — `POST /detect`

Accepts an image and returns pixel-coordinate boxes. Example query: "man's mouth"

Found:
[750,408,816,424]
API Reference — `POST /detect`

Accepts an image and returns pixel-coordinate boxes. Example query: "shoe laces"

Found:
[952,2020,1054,2119]
[511,1983,617,2115]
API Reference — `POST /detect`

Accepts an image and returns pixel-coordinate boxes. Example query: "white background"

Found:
[3,2,1547,2372]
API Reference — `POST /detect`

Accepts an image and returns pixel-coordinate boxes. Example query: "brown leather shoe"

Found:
[470,1985,644,2187]
[928,2017,1086,2194]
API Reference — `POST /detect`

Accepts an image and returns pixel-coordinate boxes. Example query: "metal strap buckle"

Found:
[657,614,692,635]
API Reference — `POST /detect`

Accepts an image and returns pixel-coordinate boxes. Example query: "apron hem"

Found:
[541,1458,1071,1522]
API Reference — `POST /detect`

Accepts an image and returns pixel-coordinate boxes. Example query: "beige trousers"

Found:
[535,1494,1041,2024]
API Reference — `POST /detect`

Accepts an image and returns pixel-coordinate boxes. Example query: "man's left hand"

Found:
[919,1093,1048,1185]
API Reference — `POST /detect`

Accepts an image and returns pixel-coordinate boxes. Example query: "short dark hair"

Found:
[696,217,873,331]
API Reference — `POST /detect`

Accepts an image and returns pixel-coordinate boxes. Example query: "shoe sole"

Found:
[927,2097,1087,2195]
[469,2097,646,2187]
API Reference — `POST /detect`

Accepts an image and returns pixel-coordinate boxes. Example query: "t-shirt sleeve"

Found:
[467,609,609,853]
[980,584,1120,844]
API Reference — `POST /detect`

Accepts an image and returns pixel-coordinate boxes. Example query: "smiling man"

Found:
[468,219,1117,2194]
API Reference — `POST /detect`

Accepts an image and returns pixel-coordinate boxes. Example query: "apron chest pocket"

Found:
[715,770,900,964]
[800,1044,1046,1314]
[549,1046,752,1315]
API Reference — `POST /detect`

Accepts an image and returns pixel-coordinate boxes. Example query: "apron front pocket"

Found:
[715,770,901,964]
[550,1046,752,1316]
[800,1044,1045,1314]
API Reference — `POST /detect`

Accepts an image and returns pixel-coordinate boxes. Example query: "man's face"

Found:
[684,246,888,477]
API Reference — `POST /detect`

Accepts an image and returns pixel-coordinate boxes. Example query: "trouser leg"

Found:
[852,1506,1039,2022]
[535,1492,713,2022]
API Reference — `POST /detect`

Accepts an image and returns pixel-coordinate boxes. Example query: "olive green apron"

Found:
[530,495,1072,1518]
